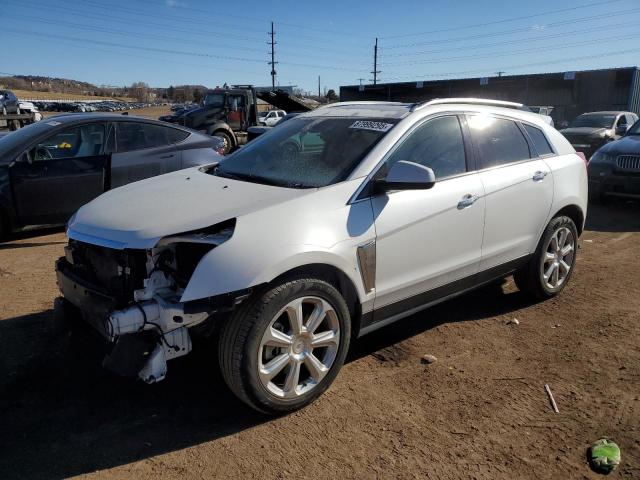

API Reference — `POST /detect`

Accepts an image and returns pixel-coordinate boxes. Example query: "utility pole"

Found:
[318,75,321,98]
[268,22,277,90]
[371,37,381,85]
[495,71,505,77]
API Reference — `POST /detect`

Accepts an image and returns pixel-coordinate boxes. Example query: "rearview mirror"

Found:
[376,161,436,192]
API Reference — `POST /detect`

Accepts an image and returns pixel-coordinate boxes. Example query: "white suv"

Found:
[55,99,588,413]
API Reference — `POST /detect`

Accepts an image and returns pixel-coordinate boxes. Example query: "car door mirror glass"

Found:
[378,160,436,192]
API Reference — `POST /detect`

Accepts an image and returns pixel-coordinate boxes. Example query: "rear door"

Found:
[9,122,108,225]
[467,114,554,270]
[110,121,181,187]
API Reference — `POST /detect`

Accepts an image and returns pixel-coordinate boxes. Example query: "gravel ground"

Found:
[0,202,639,480]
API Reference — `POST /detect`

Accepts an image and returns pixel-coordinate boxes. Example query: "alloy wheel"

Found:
[541,226,575,290]
[258,296,340,399]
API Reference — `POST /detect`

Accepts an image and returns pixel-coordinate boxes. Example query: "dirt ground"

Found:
[0,202,639,480]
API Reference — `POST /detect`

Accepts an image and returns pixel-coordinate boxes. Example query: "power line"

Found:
[8,0,370,58]
[378,47,640,82]
[379,0,624,39]
[381,18,640,58]
[383,31,640,67]
[3,29,367,74]
[383,6,640,49]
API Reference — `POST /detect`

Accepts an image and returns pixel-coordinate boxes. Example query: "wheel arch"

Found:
[206,123,236,146]
[552,204,585,235]
[268,263,364,338]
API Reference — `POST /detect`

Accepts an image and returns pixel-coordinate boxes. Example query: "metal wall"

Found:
[340,67,640,127]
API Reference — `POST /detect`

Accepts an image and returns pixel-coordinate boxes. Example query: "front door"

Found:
[10,122,108,226]
[226,94,246,131]
[371,115,485,321]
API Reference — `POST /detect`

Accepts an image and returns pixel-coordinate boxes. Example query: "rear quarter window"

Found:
[523,124,554,156]
[167,127,189,143]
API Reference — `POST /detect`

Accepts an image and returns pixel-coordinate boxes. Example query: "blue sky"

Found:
[3,0,640,92]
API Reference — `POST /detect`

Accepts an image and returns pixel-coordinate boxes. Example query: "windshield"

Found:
[570,114,616,129]
[215,116,398,188]
[258,111,268,117]
[203,93,225,107]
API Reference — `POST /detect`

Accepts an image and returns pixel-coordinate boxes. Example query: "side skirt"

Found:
[357,255,530,337]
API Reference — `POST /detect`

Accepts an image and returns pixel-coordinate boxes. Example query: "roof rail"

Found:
[411,97,524,112]
[319,101,406,109]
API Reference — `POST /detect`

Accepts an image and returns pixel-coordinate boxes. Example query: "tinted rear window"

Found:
[468,115,531,169]
[523,124,554,156]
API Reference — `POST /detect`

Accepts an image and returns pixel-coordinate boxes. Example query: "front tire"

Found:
[514,216,578,300]
[218,277,351,414]
[213,131,233,154]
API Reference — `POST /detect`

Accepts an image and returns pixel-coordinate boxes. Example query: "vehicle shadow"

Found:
[585,200,640,233]
[0,283,532,480]
[0,226,65,246]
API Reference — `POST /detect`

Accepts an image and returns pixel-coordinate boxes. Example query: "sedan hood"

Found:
[560,127,608,137]
[68,167,308,249]
[597,134,640,155]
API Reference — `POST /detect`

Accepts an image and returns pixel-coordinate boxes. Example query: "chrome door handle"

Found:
[160,154,175,159]
[532,170,548,181]
[457,194,479,209]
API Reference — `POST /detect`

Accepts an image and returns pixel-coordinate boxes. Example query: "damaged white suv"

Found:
[55,99,587,413]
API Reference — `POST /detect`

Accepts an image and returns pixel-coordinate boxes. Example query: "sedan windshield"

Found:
[628,120,640,135]
[215,117,398,188]
[570,114,616,129]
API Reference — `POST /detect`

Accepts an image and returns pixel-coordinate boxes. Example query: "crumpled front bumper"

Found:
[55,258,205,383]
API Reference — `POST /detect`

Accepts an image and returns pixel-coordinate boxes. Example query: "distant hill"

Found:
[0,75,213,102]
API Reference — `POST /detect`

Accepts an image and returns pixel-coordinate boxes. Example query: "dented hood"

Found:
[68,166,307,249]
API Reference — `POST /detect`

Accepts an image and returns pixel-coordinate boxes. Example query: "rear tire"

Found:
[514,216,578,300]
[218,277,351,414]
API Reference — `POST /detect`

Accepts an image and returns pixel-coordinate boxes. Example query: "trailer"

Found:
[0,111,41,131]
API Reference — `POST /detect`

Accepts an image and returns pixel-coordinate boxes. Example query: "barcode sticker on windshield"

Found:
[349,121,394,132]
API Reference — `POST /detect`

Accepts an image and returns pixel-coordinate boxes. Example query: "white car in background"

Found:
[17,101,43,121]
[258,109,286,126]
[55,98,587,414]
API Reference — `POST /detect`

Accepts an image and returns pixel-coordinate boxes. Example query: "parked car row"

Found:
[32,100,167,113]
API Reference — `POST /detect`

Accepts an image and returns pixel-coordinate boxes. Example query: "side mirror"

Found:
[376,161,436,192]
[615,125,627,136]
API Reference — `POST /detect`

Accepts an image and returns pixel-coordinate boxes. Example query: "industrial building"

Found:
[340,67,640,127]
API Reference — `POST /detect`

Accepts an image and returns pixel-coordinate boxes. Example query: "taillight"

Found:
[576,151,587,165]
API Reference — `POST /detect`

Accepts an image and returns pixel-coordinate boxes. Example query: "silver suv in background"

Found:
[55,99,587,414]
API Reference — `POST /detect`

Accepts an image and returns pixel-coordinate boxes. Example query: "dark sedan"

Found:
[588,119,640,203]
[0,114,223,237]
[560,111,639,159]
